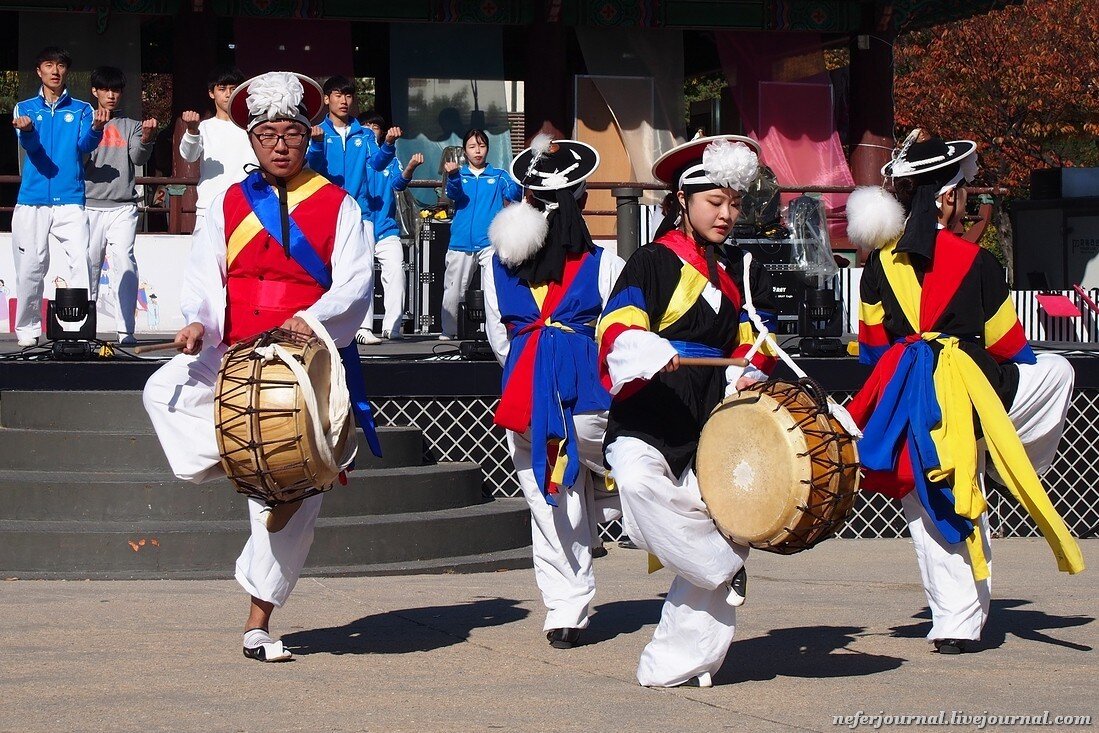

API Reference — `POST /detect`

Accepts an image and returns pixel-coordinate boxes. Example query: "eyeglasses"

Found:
[251,131,307,149]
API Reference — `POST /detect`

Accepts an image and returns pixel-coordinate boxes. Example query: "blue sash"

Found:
[669,340,723,358]
[240,171,382,457]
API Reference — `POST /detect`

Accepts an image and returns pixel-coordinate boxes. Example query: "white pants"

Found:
[508,412,622,632]
[11,204,91,340]
[363,234,405,336]
[87,205,139,336]
[606,437,749,687]
[441,247,493,337]
[143,347,321,607]
[902,352,1075,642]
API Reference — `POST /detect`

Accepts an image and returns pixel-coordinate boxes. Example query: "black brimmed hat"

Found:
[511,138,600,192]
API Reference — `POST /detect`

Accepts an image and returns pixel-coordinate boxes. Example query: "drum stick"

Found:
[133,341,186,354]
[678,357,749,367]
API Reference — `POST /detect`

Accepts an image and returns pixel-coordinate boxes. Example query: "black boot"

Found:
[934,639,967,655]
[546,628,582,649]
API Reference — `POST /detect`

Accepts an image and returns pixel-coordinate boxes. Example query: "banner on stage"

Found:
[0,233,191,335]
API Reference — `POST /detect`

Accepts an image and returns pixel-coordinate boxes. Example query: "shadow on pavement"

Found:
[583,598,666,644]
[890,598,1094,652]
[717,625,905,684]
[282,597,529,656]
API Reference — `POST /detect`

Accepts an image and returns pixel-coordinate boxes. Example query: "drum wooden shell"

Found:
[215,328,351,505]
[696,380,860,554]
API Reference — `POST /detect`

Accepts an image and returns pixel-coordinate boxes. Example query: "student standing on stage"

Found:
[440,129,522,340]
[357,112,423,342]
[84,66,158,345]
[483,136,623,649]
[846,129,1084,655]
[144,71,374,662]
[304,78,403,345]
[599,136,779,688]
[178,66,257,237]
[11,46,106,348]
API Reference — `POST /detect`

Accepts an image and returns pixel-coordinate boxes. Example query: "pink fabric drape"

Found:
[715,31,853,239]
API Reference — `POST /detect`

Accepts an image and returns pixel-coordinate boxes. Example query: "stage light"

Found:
[798,287,845,357]
[46,287,99,359]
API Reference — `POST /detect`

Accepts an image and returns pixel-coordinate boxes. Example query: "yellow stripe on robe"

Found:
[225,170,332,268]
[657,263,709,332]
[983,296,1021,348]
[531,282,549,312]
[859,299,886,326]
[596,305,649,346]
[878,241,921,333]
[737,320,778,356]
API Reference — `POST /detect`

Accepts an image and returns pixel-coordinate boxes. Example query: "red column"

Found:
[848,27,897,187]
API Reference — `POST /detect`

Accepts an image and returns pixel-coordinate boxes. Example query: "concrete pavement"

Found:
[1,538,1095,733]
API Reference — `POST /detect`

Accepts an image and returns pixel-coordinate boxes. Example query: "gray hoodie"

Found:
[84,116,155,208]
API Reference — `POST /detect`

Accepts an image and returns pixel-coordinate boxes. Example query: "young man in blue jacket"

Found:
[11,47,106,347]
[305,77,403,344]
[358,113,424,342]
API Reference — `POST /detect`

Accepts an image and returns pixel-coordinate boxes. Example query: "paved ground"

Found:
[2,538,1094,733]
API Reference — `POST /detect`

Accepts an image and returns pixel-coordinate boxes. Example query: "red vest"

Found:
[222,173,346,345]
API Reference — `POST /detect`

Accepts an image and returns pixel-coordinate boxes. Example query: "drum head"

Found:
[696,390,812,546]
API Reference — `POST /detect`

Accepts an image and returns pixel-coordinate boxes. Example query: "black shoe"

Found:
[727,567,747,607]
[546,628,581,649]
[592,544,608,559]
[934,639,967,655]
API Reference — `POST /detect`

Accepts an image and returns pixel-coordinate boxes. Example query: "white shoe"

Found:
[355,329,382,345]
[438,334,453,341]
[16,336,38,348]
[118,334,137,346]
[726,567,747,607]
[382,329,403,341]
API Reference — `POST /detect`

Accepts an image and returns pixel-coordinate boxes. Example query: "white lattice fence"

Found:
[372,390,1099,541]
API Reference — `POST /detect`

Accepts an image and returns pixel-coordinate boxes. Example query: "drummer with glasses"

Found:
[598,136,779,688]
[143,71,373,663]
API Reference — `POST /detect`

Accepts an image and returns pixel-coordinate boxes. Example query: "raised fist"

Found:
[12,116,33,132]
[311,125,325,141]
[181,110,201,134]
[443,160,460,175]
[141,118,158,142]
[407,153,424,169]
[92,107,110,131]
[384,126,402,145]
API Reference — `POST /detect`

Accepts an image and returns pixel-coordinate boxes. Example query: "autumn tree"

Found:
[894,0,1099,195]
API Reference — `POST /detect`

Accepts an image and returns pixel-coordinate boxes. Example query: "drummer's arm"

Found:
[178,192,229,351]
[302,195,374,346]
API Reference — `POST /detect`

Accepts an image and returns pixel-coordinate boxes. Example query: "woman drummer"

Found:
[598,135,779,688]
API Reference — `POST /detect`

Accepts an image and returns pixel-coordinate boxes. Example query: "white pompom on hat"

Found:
[228,71,324,131]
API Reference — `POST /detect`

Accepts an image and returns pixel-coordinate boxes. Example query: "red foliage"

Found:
[894,0,1099,194]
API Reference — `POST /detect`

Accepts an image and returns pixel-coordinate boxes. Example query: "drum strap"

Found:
[240,171,382,458]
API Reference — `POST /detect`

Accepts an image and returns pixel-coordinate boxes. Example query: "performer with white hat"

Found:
[846,129,1084,655]
[482,135,623,649]
[599,135,779,687]
[143,71,375,662]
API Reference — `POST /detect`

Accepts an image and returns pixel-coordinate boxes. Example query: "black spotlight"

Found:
[47,287,98,359]
[798,288,845,357]
[458,289,496,361]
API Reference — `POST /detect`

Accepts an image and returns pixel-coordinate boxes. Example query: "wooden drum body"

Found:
[215,328,353,506]
[696,380,859,554]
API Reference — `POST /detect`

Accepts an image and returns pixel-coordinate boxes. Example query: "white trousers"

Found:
[11,204,91,340]
[441,247,493,337]
[901,352,1075,642]
[606,436,749,687]
[143,347,322,607]
[507,412,622,632]
[363,234,405,336]
[87,205,139,336]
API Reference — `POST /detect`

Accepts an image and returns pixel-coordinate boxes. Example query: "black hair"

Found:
[463,128,489,150]
[653,191,684,240]
[207,66,245,91]
[323,75,354,96]
[361,112,385,128]
[893,161,959,213]
[90,66,126,91]
[36,46,72,68]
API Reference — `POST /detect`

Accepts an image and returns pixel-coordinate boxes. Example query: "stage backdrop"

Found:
[0,234,190,336]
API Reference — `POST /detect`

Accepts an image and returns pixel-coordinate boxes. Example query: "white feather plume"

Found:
[529,133,553,157]
[246,72,304,122]
[702,139,759,192]
[489,202,548,266]
[846,186,906,250]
